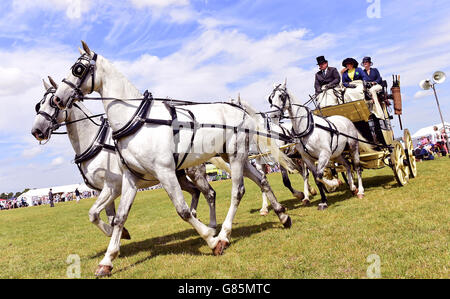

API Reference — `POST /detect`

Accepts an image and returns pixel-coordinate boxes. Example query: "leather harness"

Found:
[73,117,115,191]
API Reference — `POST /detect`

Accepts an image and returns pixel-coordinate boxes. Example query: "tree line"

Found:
[0,189,30,199]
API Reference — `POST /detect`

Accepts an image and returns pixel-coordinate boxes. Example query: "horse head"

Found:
[53,41,99,110]
[31,77,68,142]
[267,79,292,120]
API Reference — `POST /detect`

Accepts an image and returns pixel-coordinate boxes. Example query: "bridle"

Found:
[35,87,68,133]
[35,87,104,143]
[61,52,98,108]
[266,85,315,139]
[268,84,290,114]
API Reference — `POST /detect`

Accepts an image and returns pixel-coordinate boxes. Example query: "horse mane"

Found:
[97,54,142,98]
[230,97,265,124]
[231,96,297,172]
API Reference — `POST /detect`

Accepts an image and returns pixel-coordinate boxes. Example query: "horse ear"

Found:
[238,93,241,104]
[42,79,51,91]
[81,40,91,56]
[283,77,287,87]
[48,76,58,89]
[78,47,84,55]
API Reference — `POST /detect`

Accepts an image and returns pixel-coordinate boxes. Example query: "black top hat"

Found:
[342,58,358,68]
[316,56,328,65]
[362,56,373,65]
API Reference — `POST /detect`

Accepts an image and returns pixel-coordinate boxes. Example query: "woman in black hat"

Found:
[361,56,385,118]
[341,58,364,102]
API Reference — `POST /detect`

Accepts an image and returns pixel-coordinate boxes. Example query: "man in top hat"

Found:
[361,56,385,119]
[314,56,341,108]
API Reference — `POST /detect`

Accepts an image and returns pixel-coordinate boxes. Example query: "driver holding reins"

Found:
[314,56,341,108]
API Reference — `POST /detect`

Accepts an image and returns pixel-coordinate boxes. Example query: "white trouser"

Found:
[368,84,384,119]
[343,80,364,103]
[317,87,340,108]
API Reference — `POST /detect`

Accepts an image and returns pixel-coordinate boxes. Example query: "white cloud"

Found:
[12,0,92,19]
[168,7,198,23]
[0,45,79,133]
[50,156,64,166]
[113,28,337,111]
[21,146,43,159]
[130,0,189,9]
[0,67,36,97]
[414,90,432,100]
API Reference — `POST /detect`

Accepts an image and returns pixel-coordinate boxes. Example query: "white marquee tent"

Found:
[18,183,96,206]
[411,122,450,140]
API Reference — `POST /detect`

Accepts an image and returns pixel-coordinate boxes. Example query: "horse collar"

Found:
[291,106,314,139]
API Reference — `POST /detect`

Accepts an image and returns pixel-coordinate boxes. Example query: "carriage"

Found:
[312,76,417,186]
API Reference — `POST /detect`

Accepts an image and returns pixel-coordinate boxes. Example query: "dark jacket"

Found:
[362,68,382,84]
[314,67,341,94]
[342,67,364,87]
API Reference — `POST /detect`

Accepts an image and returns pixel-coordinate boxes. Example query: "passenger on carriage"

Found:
[341,58,365,103]
[361,57,385,119]
[314,56,341,108]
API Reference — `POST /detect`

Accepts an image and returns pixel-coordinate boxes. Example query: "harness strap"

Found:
[175,108,197,170]
[112,90,153,140]
[112,91,157,181]
[76,163,101,191]
[315,116,340,155]
[74,118,116,191]
[74,118,111,164]
[164,102,181,168]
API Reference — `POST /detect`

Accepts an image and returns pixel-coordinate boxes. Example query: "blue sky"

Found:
[1,0,449,193]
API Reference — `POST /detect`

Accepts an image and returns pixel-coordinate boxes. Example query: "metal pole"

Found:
[432,84,450,151]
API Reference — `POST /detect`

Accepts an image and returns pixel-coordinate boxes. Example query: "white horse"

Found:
[52,41,294,276]
[32,78,219,240]
[268,81,373,210]
[231,96,317,213]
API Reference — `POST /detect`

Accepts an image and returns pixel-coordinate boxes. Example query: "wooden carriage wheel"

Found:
[391,140,409,186]
[403,129,418,178]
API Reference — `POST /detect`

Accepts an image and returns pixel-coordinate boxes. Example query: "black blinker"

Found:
[72,63,87,78]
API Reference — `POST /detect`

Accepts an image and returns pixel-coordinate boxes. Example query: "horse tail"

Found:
[357,131,376,153]
[238,99,297,173]
[208,157,231,174]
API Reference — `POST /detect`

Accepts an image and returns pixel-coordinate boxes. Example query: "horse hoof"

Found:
[294,192,305,200]
[318,203,328,211]
[352,188,359,196]
[121,227,131,240]
[310,189,318,196]
[95,265,113,277]
[302,199,311,206]
[283,216,292,228]
[259,210,269,216]
[213,240,230,256]
[357,194,364,199]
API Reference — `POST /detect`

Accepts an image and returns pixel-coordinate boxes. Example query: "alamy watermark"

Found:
[66,254,81,278]
[367,0,381,19]
[366,254,381,278]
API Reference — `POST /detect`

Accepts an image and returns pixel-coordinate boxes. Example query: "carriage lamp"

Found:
[419,71,449,150]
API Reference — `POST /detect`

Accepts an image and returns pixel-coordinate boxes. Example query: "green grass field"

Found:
[0,157,449,279]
